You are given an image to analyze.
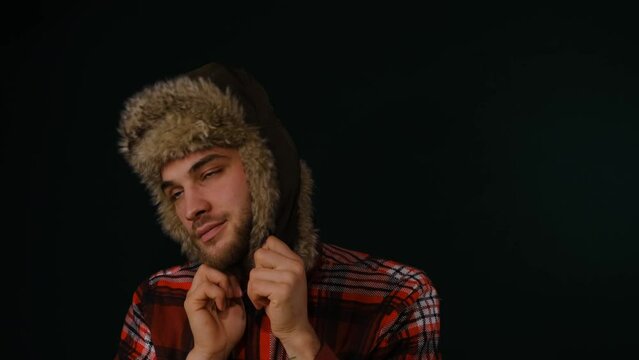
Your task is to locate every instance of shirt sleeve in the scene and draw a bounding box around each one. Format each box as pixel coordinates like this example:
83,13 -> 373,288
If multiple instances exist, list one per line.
374,273 -> 441,360
114,284 -> 158,360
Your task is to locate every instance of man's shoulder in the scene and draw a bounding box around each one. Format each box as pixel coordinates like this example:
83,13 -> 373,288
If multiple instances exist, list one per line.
319,243 -> 424,272
318,242 -> 371,266
129,262 -> 199,316
141,262 -> 200,290
315,242 -> 435,296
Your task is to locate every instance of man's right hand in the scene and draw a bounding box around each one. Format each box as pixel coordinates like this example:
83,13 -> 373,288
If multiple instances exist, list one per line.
185,264 -> 246,360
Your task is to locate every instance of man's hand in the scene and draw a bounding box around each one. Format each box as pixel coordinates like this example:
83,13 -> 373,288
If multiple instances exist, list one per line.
248,236 -> 321,359
185,265 -> 245,360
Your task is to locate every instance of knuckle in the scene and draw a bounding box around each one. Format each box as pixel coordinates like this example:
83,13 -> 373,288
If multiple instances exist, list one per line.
292,261 -> 304,274
283,271 -> 296,284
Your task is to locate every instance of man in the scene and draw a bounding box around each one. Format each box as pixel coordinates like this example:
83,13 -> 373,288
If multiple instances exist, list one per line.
115,62 -> 441,359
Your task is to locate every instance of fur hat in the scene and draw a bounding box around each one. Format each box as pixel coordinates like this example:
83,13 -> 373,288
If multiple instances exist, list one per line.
118,62 -> 318,270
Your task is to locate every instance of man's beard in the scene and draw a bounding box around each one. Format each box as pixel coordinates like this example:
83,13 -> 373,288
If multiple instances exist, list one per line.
193,207 -> 253,272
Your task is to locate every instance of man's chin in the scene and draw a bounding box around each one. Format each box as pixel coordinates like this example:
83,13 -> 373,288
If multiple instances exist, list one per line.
197,250 -> 238,271
196,239 -> 249,271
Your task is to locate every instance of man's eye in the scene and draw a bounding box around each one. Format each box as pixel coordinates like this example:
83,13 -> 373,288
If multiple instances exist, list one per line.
170,190 -> 183,201
202,169 -> 221,180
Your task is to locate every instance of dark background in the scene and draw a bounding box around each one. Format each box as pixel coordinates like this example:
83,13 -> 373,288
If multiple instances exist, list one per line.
3,2 -> 638,359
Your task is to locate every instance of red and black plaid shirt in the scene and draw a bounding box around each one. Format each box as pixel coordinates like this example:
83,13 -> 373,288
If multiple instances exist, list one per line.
115,242 -> 441,359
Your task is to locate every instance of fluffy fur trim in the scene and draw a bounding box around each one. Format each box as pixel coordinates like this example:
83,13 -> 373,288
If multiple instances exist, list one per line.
118,75 -> 318,270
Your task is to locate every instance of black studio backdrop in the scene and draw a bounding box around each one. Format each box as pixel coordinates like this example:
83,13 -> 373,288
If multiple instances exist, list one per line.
4,2 -> 638,359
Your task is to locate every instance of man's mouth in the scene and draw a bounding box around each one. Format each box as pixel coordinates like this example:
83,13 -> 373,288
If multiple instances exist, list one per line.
196,221 -> 227,243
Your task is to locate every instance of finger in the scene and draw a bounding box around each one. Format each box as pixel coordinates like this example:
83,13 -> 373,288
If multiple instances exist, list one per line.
192,264 -> 234,296
249,267 -> 297,285
246,269 -> 273,310
247,276 -> 290,307
185,281 -> 227,312
247,268 -> 297,311
249,277 -> 290,295
218,294 -> 246,322
253,246 -> 304,271
262,236 -> 300,261
246,280 -> 271,310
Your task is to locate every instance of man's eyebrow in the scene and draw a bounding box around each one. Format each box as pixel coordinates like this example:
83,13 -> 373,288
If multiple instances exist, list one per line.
189,154 -> 227,174
160,180 -> 175,192
160,154 -> 227,192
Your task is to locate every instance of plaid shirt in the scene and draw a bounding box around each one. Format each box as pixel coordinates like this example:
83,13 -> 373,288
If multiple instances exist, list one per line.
115,242 -> 441,359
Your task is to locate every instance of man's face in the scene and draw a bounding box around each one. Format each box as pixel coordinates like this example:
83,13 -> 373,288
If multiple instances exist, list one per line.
161,147 -> 252,270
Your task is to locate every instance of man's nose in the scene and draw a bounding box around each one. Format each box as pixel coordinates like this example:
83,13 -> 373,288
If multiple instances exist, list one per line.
184,187 -> 211,221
